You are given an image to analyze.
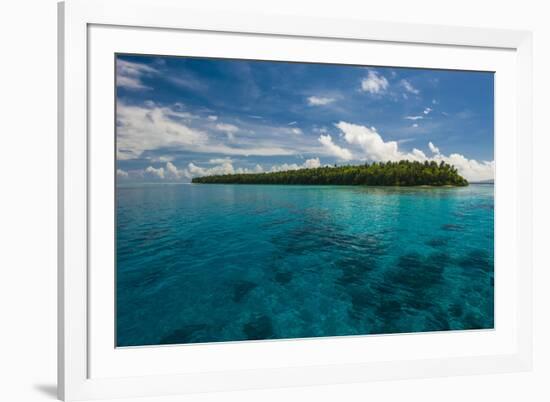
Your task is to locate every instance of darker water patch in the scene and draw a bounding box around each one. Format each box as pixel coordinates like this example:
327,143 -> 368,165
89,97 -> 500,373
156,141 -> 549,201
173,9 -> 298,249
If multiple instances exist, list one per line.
423,308 -> 451,332
271,216 -> 341,253
116,264 -> 168,291
276,225 -> 334,255
335,256 -> 377,287
159,324 -> 208,345
346,287 -> 377,321
331,248 -> 381,320
337,250 -> 452,324
243,315 -> 274,340
270,214 -> 388,259
120,235 -> 198,262
430,251 -> 451,267
449,302 -> 464,318
274,270 -> 293,284
259,216 -> 295,229
462,311 -> 492,329
376,299 -> 403,316
467,203 -> 494,211
232,280 -> 258,303
137,268 -> 165,288
131,227 -> 171,244
457,249 -> 493,274
441,223 -> 464,232
426,237 -> 449,248
392,252 -> 446,290
361,251 -> 450,327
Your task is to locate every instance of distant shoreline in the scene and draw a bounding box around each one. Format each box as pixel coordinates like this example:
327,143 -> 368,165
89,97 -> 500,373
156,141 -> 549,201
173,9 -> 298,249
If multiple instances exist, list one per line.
469,180 -> 495,185
190,183 -> 469,188
192,161 -> 469,187
116,182 -> 498,188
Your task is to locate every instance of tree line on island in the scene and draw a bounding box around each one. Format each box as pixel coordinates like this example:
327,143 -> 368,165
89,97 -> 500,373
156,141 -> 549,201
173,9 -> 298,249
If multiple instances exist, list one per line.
192,160 -> 469,186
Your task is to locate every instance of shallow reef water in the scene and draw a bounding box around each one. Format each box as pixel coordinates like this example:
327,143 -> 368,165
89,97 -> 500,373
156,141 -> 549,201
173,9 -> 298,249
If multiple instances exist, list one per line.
116,183 -> 494,346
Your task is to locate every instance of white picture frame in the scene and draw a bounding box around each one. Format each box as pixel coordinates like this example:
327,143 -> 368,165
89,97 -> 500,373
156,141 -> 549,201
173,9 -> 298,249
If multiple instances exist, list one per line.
58,0 -> 533,400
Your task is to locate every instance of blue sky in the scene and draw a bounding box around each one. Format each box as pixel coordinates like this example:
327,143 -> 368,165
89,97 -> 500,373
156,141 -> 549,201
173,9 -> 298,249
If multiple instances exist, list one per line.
116,54 -> 494,182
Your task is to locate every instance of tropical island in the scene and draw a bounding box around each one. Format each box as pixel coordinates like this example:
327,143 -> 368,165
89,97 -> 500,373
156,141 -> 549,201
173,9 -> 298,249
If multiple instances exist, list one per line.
192,160 -> 469,186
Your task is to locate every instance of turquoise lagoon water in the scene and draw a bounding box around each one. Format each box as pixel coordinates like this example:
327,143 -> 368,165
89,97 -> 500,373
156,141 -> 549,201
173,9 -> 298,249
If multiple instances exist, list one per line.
116,184 -> 494,346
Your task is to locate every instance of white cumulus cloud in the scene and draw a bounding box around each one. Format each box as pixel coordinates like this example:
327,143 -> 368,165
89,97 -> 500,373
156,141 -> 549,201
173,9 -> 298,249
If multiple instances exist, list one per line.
303,158 -> 321,169
117,102 -> 208,160
336,122 -> 402,162
187,161 -> 235,177
189,158 -> 322,176
215,123 -> 239,140
318,134 -> 353,160
400,79 -> 419,95
334,121 -> 494,181
143,162 -> 188,180
145,165 -> 165,179
307,96 -> 336,106
441,153 -> 494,182
360,71 -> 389,94
187,161 -> 264,177
216,123 -> 238,132
270,158 -> 321,172
116,59 -> 158,90
121,96 -> 328,160
237,164 -> 265,174
165,161 -> 187,179
209,157 -> 233,164
117,101 -> 297,160
429,141 -> 440,154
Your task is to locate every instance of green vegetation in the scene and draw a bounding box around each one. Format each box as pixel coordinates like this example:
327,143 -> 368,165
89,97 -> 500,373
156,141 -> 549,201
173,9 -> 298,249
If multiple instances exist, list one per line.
192,160 -> 468,186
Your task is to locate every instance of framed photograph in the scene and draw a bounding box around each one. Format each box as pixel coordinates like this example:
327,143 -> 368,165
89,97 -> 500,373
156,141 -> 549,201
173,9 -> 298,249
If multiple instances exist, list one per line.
58,0 -> 533,400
